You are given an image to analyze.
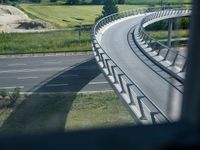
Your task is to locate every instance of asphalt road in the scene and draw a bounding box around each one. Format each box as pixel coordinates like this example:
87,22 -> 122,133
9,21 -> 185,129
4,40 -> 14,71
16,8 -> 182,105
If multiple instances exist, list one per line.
100,15 -> 183,121
0,54 -> 112,93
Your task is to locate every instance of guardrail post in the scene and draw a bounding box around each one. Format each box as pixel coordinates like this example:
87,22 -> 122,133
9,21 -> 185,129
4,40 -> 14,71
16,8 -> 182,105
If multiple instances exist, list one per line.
137,96 -> 147,120
163,48 -> 170,60
180,60 -> 187,72
95,47 -> 100,58
170,51 -> 179,66
156,47 -> 162,56
118,74 -> 125,93
105,59 -> 111,76
151,41 -> 157,52
126,84 -> 135,105
168,18 -> 173,48
147,39 -> 152,48
100,53 -> 106,68
111,66 -> 118,84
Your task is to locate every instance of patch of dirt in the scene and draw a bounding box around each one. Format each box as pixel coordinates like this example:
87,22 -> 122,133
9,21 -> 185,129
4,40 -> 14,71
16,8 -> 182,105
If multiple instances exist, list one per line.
17,20 -> 52,30
0,5 -> 53,33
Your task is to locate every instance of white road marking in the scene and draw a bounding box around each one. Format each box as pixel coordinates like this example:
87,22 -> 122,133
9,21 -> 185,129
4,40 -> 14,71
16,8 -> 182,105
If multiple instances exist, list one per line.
17,76 -> 39,80
0,86 -> 24,90
46,84 -> 69,87
8,63 -> 27,66
0,67 -> 67,74
44,61 -> 62,64
59,74 -> 79,77
0,66 -> 98,74
45,81 -> 108,87
88,81 -> 108,85
19,90 -> 113,95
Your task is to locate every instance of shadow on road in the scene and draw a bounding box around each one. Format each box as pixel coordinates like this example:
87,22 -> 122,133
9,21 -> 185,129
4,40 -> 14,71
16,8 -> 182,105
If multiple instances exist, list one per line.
0,58 -> 101,135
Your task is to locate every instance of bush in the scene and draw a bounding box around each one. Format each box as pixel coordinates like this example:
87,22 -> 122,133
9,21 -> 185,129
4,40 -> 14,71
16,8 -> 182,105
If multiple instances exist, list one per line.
30,0 -> 41,3
95,15 -> 103,23
146,17 -> 190,31
66,0 -> 79,5
7,88 -> 20,107
49,0 -> 58,2
0,90 -> 8,99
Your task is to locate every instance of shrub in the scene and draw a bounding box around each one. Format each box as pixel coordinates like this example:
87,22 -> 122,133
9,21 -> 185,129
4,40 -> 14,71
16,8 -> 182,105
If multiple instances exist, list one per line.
146,17 -> 190,31
0,90 -> 8,99
49,0 -> 58,2
7,88 -> 20,107
95,15 -> 103,23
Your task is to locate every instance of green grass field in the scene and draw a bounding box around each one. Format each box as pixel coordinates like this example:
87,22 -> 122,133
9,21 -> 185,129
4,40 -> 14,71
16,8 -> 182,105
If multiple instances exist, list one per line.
147,29 -> 189,39
0,4 -> 190,54
124,0 -> 191,4
0,92 -> 133,135
20,4 -> 146,28
40,0 -> 191,5
0,4 -> 148,54
0,29 -> 91,54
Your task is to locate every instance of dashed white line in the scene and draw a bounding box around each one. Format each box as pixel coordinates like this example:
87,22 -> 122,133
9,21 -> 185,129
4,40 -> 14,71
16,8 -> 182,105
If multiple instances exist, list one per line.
88,81 -> 108,85
45,81 -> 108,87
46,84 -> 69,87
8,63 -> 27,66
44,61 -> 62,64
59,74 -> 79,77
0,67 -> 67,74
0,86 -> 24,90
17,76 -> 39,80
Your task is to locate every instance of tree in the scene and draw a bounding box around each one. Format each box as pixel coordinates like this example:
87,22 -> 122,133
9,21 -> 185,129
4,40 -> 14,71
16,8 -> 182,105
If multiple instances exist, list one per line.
66,0 -> 79,5
30,0 -> 42,3
117,0 -> 125,4
50,0 -> 58,2
102,0 -> 118,17
1,0 -> 8,4
91,0 -> 102,5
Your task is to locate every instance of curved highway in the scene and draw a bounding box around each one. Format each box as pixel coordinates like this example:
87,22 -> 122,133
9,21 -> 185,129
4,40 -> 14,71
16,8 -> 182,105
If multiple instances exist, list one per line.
92,7 -> 191,123
100,15 -> 182,121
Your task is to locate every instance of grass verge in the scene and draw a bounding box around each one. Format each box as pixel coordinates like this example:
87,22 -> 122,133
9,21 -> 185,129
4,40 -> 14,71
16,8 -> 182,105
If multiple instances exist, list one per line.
0,92 -> 133,135
65,92 -> 134,130
0,29 -> 91,54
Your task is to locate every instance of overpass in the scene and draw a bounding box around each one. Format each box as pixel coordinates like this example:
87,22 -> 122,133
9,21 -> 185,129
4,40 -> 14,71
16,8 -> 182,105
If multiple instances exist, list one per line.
92,6 -> 191,124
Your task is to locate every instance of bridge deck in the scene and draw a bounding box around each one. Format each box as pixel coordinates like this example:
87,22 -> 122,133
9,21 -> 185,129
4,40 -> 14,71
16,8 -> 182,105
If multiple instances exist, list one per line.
100,15 -> 182,121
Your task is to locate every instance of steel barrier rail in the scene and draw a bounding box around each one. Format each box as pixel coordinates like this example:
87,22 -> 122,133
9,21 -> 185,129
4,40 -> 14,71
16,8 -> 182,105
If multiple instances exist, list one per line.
91,6 -> 187,124
134,7 -> 191,83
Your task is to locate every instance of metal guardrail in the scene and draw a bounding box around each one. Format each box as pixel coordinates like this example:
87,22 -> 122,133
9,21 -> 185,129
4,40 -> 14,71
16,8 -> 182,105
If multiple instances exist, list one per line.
134,7 -> 191,83
91,7 -> 185,124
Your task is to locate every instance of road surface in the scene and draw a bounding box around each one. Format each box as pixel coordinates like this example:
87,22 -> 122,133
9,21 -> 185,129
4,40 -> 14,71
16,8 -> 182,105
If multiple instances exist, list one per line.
0,54 -> 112,93
100,15 -> 183,120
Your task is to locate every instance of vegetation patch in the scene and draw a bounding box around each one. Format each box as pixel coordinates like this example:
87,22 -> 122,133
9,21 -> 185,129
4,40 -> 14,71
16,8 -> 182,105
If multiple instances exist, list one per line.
19,4 -> 145,28
0,88 -> 20,109
0,92 -> 133,135
0,29 -> 91,54
65,92 -> 134,130
147,29 -> 189,40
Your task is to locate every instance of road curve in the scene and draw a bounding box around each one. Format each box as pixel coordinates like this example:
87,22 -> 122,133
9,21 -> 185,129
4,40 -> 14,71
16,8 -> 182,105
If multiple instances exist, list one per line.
99,15 -> 183,121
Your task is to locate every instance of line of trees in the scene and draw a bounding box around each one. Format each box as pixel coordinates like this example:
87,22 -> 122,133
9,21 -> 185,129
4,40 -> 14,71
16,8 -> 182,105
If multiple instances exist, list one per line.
91,0 -> 125,5
1,0 -> 125,4
65,0 -> 125,5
